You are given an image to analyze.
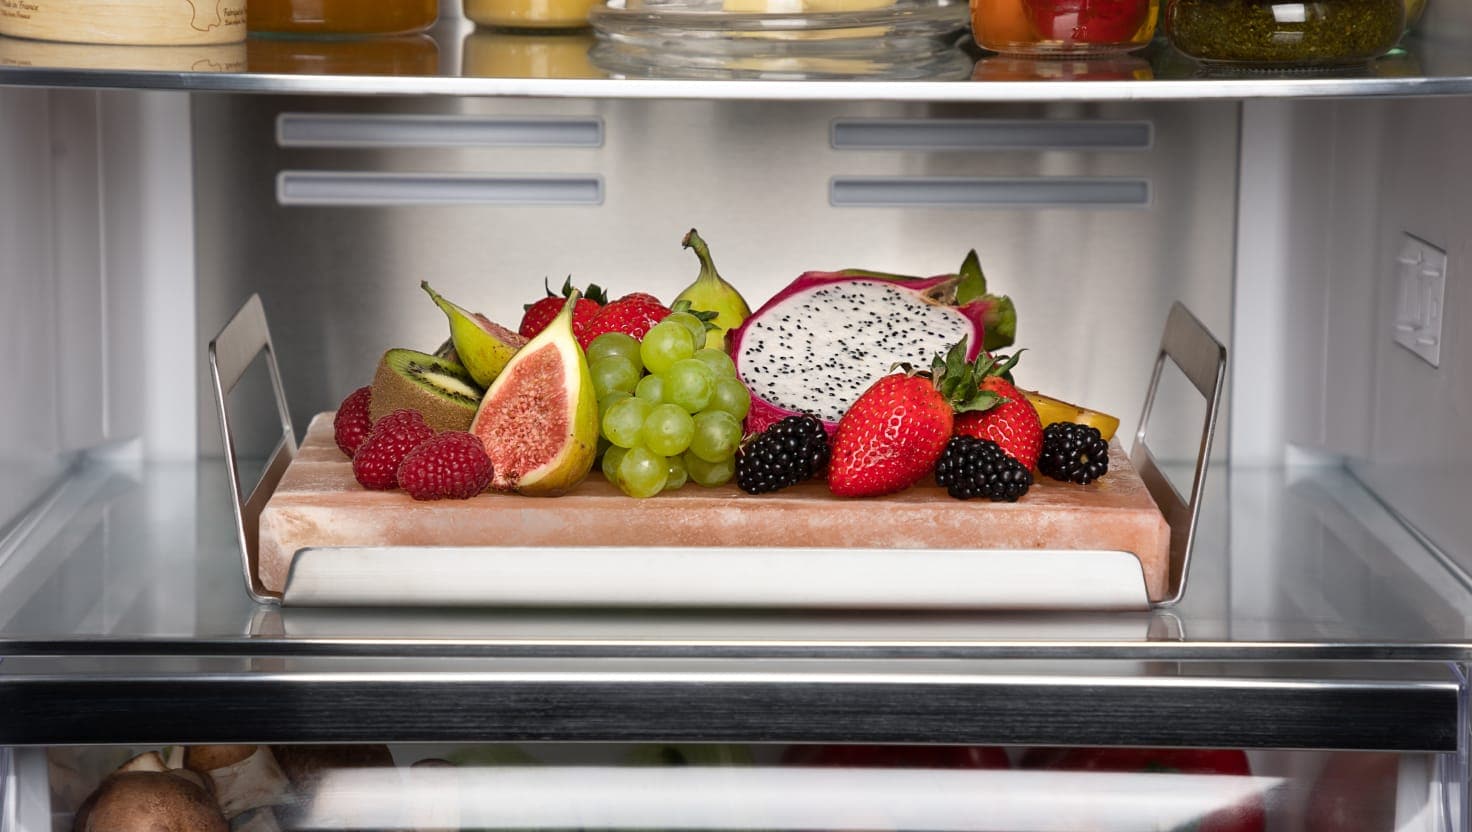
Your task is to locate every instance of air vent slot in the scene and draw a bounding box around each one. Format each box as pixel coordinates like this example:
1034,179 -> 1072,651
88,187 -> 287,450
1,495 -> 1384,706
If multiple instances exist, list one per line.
831,119 -> 1153,152
830,177 -> 1150,208
276,172 -> 604,206
276,114 -> 604,148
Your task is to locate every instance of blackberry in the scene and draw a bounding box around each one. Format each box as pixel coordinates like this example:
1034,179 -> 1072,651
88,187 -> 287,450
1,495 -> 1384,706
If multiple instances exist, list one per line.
1038,421 -> 1110,485
934,436 -> 1033,502
735,415 -> 830,494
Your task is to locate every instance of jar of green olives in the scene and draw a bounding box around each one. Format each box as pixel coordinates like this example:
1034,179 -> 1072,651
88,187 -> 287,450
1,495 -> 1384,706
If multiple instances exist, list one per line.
1164,0 -> 1405,66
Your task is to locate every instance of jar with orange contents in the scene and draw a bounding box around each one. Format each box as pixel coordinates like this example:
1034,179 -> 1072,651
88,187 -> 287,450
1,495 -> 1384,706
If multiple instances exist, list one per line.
972,0 -> 1157,55
248,0 -> 439,36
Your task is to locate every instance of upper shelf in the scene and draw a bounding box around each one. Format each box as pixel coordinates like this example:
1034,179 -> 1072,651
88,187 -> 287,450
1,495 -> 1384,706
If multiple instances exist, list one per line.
0,21 -> 1469,102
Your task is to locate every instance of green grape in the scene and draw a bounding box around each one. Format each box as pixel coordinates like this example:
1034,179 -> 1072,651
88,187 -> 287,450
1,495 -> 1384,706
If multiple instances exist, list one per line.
603,397 -> 653,449
635,373 -> 667,403
618,447 -> 668,498
684,451 -> 735,487
601,445 -> 628,483
690,410 -> 742,463
708,377 -> 751,420
665,311 -> 709,349
640,320 -> 695,375
664,454 -> 688,491
642,403 -> 695,457
591,355 -> 641,397
666,358 -> 714,413
599,391 -> 631,416
586,332 -> 642,368
692,348 -> 736,378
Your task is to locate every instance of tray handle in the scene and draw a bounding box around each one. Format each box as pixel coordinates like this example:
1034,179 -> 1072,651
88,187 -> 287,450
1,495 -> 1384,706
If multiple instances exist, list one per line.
209,294 -> 293,605
1131,302 -> 1227,608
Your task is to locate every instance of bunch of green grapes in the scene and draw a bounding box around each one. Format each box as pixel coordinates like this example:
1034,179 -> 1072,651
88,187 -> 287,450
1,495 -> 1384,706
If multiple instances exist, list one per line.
586,313 -> 750,498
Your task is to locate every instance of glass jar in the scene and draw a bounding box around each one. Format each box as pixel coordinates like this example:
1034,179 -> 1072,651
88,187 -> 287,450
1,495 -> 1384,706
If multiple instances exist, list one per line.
1164,0 -> 1404,66
972,0 -> 1158,55
248,0 -> 439,36
465,0 -> 602,30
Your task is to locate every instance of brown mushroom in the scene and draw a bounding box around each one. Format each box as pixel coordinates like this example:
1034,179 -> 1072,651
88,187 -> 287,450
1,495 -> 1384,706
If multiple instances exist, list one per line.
182,746 -> 291,819
72,771 -> 227,832
183,745 -> 257,773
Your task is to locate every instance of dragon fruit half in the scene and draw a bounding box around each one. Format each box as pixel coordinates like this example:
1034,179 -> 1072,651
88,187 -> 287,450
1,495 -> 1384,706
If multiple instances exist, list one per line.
731,259 -> 1015,435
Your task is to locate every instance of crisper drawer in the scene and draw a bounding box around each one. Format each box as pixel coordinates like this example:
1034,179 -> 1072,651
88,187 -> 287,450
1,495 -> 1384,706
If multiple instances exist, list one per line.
2,741 -> 1456,832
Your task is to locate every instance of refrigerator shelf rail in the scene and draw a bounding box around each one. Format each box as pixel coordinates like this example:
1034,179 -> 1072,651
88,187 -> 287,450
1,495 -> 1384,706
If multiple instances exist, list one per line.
1,56 -> 1472,102
208,296 -> 1225,611
0,661 -> 1460,750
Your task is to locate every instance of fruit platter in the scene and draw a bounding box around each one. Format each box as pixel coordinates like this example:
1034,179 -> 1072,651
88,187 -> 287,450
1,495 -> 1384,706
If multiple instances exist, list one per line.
211,231 -> 1225,610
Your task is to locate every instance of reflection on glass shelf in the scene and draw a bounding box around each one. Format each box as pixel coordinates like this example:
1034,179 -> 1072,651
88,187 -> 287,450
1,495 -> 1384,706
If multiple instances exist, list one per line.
973,53 -> 1152,82
463,29 -> 604,79
22,744 -> 1435,832
1,456 -> 1472,657
246,34 -> 440,75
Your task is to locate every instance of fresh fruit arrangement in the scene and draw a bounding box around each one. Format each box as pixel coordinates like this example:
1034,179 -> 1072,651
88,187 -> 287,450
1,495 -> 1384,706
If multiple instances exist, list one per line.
328,229 -> 1122,503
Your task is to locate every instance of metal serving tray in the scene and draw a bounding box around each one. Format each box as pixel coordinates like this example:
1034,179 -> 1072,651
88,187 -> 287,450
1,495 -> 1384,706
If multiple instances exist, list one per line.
210,297 -> 1224,610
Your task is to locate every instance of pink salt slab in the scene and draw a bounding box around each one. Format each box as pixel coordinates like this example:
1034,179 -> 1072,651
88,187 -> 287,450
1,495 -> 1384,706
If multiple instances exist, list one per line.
257,413 -> 1172,603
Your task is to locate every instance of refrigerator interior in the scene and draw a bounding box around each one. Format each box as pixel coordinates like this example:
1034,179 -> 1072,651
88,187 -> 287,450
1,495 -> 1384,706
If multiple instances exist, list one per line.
3,6 -> 1472,829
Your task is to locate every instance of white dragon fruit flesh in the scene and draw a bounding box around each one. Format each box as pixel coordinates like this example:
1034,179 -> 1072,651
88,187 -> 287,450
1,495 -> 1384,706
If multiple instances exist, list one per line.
730,268 -> 1012,435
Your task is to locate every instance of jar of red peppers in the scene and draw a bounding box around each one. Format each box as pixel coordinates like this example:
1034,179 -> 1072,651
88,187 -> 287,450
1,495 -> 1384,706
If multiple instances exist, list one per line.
972,0 -> 1158,55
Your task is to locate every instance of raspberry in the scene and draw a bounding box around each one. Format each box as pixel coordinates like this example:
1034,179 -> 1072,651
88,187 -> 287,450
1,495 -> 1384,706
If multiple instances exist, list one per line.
333,386 -> 374,458
396,432 -> 495,501
352,410 -> 435,490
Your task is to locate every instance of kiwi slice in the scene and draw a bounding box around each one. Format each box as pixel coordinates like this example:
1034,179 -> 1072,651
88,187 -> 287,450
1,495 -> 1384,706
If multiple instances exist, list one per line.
369,349 -> 484,432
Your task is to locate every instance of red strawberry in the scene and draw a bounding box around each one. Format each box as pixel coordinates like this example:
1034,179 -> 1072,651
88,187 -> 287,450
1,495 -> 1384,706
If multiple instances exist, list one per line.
396,431 -> 495,500
828,340 -> 994,498
578,294 -> 671,348
519,277 -> 607,341
616,291 -> 663,305
952,354 -> 1043,469
352,409 -> 435,490
333,386 -> 374,458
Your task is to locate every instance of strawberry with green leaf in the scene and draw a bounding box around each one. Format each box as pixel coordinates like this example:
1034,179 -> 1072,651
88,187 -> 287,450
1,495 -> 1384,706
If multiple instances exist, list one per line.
827,338 -> 994,498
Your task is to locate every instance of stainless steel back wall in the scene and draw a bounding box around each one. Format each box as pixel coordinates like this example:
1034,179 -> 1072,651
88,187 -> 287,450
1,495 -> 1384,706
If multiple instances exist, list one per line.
192,95 -> 1238,460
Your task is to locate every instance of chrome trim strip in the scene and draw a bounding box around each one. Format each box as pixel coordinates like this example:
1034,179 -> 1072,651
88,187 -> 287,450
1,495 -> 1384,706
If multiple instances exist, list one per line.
2,70 -> 1471,102
0,672 -> 1457,750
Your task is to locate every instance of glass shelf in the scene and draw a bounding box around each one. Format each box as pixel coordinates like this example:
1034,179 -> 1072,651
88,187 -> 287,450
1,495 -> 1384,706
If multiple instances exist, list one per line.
0,21 -> 1467,100
2,457 -> 1471,659
2,457 -> 1469,747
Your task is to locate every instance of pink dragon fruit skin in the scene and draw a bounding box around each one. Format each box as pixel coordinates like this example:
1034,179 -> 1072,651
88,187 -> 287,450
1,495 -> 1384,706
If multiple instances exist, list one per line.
730,269 -> 999,436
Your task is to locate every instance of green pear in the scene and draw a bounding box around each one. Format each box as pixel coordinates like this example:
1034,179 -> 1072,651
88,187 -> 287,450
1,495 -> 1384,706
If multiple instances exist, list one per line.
421,281 -> 526,387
